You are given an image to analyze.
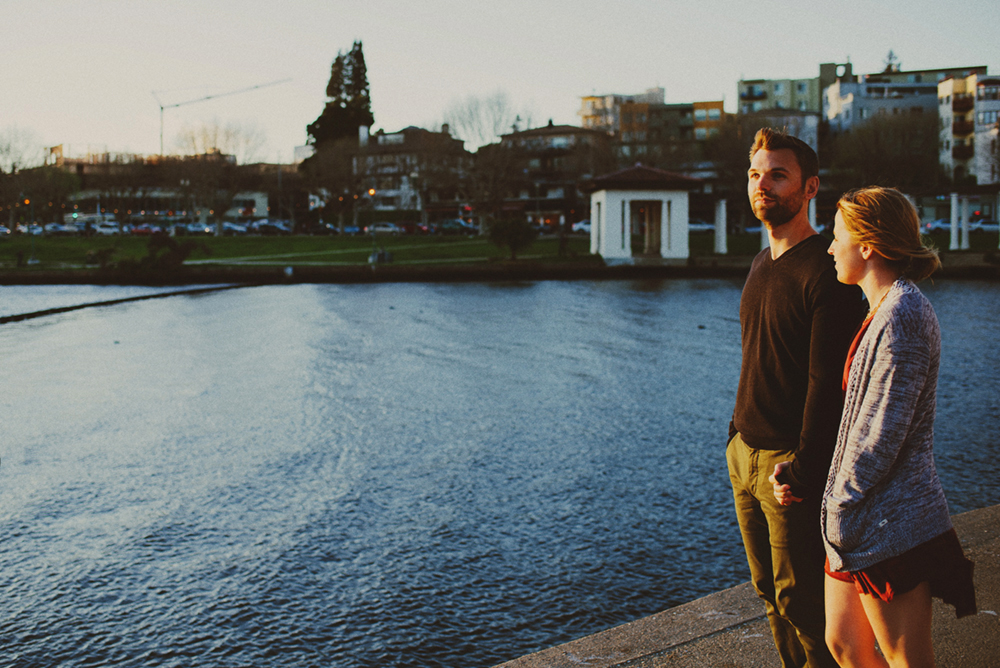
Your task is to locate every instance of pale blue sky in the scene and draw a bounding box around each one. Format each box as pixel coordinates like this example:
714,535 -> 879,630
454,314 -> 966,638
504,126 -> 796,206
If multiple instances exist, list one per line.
3,0 -> 997,162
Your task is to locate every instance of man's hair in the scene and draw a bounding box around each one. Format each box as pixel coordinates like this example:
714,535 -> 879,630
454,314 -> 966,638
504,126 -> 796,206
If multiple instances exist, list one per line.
837,186 -> 940,282
749,128 -> 818,181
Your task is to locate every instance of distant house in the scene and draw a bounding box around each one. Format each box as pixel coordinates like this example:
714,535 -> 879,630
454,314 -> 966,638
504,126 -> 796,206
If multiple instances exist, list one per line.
939,72 -> 1000,184
354,125 -> 471,224
498,121 -> 614,229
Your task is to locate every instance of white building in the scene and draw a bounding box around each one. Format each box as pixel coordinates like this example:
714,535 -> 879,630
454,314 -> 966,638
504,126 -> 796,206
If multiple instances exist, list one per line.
586,165 -> 703,263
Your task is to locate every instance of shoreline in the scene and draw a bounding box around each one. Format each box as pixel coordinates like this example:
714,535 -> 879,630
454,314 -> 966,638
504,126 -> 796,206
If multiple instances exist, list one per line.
1,251 -> 997,286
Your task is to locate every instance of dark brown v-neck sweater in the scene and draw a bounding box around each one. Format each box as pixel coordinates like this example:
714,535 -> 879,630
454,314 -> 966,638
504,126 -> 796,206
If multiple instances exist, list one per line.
730,235 -> 866,498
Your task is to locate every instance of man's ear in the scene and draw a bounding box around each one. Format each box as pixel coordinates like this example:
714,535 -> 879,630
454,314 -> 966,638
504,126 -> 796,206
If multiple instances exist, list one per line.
804,175 -> 820,200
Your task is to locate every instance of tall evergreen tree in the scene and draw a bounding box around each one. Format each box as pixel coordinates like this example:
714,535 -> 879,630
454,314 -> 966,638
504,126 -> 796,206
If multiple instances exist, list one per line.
306,41 -> 374,148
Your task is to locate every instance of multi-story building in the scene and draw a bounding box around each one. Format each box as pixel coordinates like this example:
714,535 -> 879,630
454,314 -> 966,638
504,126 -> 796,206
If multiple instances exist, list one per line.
617,100 -> 726,168
579,87 -> 665,134
738,62 -> 851,114
975,77 -> 1000,185
828,66 -> 987,135
354,124 -> 471,223
498,121 -> 613,228
939,73 -> 1000,184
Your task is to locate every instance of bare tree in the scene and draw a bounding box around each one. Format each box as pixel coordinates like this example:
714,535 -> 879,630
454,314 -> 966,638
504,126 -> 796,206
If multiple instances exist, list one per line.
443,91 -> 534,150
0,126 -> 46,230
175,118 -> 267,164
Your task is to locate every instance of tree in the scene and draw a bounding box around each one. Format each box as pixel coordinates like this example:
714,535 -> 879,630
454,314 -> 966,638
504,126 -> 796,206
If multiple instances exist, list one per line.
443,91 -> 533,150
176,119 -> 266,165
486,217 -> 537,260
306,41 -> 374,149
302,41 -> 375,229
828,112 -> 943,194
0,126 -> 45,230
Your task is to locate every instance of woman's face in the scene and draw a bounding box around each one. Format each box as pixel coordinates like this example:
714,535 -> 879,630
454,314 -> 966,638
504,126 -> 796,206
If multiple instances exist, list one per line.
828,210 -> 866,285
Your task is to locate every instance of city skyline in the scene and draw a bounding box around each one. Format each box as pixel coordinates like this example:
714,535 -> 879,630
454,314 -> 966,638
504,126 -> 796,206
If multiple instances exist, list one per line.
3,0 -> 999,163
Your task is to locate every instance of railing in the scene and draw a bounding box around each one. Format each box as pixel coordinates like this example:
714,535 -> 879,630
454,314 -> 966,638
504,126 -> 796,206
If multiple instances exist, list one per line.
953,96 -> 975,113
953,120 -> 975,135
953,144 -> 974,160
739,90 -> 767,101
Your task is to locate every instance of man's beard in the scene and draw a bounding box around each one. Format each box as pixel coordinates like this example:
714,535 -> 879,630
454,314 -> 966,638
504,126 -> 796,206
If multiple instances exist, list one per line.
752,189 -> 805,229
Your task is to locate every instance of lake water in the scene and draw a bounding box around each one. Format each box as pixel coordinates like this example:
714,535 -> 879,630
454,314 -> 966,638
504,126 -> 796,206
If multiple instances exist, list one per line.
1,279 -> 998,667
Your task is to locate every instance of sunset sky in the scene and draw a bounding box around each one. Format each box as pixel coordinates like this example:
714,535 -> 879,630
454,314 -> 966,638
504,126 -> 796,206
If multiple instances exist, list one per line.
4,0 -> 998,162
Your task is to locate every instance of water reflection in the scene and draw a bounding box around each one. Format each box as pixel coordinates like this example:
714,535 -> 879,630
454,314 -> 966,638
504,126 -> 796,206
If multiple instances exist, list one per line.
0,280 -> 996,667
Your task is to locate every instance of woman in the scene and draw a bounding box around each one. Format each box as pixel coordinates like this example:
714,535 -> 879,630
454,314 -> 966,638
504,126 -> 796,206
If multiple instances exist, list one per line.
773,186 -> 976,667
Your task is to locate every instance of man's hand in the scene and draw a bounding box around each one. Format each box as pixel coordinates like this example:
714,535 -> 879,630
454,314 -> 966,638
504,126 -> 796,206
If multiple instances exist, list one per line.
769,461 -> 804,506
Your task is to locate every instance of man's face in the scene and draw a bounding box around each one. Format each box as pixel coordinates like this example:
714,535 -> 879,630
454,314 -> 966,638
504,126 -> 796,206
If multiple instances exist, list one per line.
747,148 -> 808,228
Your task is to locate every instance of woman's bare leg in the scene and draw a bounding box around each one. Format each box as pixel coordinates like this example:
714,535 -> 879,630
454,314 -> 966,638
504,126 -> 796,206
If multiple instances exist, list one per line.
859,581 -> 934,668
825,574 -> 888,667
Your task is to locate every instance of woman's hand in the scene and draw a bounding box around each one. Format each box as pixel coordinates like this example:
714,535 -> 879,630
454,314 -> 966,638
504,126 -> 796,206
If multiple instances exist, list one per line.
769,461 -> 804,506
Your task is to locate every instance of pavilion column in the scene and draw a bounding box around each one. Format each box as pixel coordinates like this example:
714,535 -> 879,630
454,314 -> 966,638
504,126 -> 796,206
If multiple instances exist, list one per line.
714,199 -> 727,255
950,193 -> 960,250
961,196 -> 971,250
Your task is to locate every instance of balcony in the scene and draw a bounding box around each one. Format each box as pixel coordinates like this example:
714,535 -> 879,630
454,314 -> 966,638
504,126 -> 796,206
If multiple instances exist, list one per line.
953,95 -> 974,113
953,120 -> 975,135
740,90 -> 767,101
952,144 -> 974,160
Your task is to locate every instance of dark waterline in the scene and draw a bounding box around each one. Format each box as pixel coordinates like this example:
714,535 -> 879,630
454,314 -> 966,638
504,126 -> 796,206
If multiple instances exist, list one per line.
1,280 -> 997,667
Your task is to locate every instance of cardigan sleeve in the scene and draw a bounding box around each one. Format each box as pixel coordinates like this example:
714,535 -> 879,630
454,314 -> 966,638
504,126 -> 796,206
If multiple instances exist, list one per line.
824,314 -> 934,549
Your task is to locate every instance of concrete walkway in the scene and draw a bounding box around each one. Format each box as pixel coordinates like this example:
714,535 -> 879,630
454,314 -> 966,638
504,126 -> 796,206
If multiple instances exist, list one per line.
495,504 -> 1000,668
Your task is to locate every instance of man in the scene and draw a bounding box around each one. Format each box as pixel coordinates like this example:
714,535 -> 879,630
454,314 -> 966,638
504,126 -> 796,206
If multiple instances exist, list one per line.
727,128 -> 865,668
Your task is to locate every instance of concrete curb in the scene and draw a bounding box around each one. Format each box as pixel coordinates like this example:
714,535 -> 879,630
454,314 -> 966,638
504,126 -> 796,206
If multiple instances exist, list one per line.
494,504 -> 1000,668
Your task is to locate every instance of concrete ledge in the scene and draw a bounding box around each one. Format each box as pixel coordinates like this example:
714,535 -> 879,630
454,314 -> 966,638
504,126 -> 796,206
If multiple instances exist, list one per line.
495,504 -> 1000,668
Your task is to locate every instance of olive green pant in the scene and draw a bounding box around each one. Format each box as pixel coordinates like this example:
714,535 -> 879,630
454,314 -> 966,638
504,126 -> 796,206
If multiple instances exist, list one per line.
727,433 -> 837,668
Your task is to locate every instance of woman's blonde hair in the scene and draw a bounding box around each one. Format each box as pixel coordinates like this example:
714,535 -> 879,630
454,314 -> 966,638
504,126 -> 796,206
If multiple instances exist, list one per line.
836,186 -> 941,282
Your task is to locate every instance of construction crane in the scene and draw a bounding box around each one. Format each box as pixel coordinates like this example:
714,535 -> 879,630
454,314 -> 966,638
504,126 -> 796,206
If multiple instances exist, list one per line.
152,78 -> 292,156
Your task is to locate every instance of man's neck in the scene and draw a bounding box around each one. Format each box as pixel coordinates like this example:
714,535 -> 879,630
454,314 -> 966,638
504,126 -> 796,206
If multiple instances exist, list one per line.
766,215 -> 817,260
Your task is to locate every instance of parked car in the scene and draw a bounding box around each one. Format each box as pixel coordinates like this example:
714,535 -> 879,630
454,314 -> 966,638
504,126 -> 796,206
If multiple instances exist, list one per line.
94,222 -> 120,235
688,219 -> 715,232
971,219 -> 999,233
436,219 -> 476,235
924,218 -> 951,232
396,221 -> 422,235
255,220 -> 292,235
44,222 -> 76,236
571,219 -> 591,234
306,222 -> 338,236
131,223 -> 162,235
342,225 -> 362,235
185,222 -> 214,235
222,222 -> 248,236
365,222 -> 401,235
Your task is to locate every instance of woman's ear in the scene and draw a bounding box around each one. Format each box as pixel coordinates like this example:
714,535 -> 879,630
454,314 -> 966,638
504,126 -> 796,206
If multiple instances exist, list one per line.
860,246 -> 875,260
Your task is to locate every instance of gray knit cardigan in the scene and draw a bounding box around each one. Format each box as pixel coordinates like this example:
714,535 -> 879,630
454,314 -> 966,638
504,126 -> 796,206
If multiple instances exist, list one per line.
822,278 -> 953,572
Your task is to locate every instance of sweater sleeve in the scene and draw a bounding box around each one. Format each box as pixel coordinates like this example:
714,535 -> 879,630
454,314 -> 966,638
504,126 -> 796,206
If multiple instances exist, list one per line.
825,317 -> 934,549
781,272 -> 863,498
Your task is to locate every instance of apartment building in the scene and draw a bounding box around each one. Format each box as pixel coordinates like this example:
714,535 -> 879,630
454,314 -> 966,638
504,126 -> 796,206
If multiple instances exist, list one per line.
939,73 -> 1000,184
738,62 -> 850,114
579,87 -> 665,134
354,125 -> 471,221
617,100 -> 726,167
498,121 -> 613,227
827,65 -> 987,135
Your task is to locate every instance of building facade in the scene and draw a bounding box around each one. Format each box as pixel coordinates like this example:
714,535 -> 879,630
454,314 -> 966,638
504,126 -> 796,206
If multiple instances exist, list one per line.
498,122 -> 613,228
738,63 -> 850,114
354,125 -> 471,223
939,73 -> 1000,184
579,87 -> 665,134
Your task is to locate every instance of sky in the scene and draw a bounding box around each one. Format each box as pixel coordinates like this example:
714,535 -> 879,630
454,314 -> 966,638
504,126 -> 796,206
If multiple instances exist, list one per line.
3,0 -> 999,164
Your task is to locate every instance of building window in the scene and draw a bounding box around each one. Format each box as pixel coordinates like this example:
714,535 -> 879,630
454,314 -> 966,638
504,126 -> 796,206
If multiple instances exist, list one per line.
708,108 -> 721,120
798,100 -> 807,111
797,82 -> 808,94
774,83 -> 785,94
695,127 -> 707,139
694,109 -> 707,121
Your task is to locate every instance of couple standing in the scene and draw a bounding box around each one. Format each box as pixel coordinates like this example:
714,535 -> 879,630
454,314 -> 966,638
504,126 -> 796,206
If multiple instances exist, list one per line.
727,129 -> 976,667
